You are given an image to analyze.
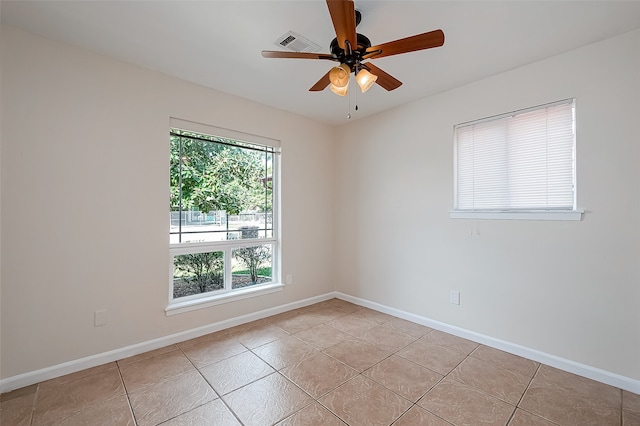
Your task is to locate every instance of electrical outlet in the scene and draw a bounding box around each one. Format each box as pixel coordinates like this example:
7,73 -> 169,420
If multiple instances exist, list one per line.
286,274 -> 293,285
449,291 -> 461,305
94,310 -> 107,326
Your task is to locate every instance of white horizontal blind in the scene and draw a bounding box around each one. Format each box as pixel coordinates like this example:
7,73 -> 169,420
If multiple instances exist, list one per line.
455,99 -> 575,211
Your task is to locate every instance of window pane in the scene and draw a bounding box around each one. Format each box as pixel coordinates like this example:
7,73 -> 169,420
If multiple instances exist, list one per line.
232,244 -> 273,289
173,251 -> 224,299
170,131 -> 274,244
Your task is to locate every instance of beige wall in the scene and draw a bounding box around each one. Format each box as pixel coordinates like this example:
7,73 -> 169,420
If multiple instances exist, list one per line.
2,22 -> 639,386
334,29 -> 640,381
0,26 -> 335,379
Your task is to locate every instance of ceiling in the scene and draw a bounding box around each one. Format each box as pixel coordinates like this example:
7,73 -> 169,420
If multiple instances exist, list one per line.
2,1 -> 640,126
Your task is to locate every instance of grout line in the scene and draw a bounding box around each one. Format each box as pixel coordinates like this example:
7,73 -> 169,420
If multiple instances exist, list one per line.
28,384 -> 38,426
518,362 -> 542,408
619,388 -> 623,426
115,361 -> 138,426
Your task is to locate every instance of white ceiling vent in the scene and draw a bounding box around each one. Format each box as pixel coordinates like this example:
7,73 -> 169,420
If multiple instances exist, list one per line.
274,31 -> 322,53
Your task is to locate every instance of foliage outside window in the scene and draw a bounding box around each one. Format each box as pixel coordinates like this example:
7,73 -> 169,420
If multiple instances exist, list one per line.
170,122 -> 279,305
452,99 -> 580,220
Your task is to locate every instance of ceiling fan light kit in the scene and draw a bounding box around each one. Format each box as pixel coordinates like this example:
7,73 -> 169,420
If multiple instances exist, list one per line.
261,0 -> 445,97
328,63 -> 376,95
355,68 -> 377,93
329,64 -> 350,87
330,83 -> 349,96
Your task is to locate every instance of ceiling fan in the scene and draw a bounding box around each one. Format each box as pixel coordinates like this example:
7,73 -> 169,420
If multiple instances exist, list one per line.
261,0 -> 445,96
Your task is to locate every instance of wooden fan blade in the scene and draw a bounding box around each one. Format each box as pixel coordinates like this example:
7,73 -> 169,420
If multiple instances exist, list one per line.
309,71 -> 332,92
363,29 -> 444,60
326,0 -> 357,51
262,50 -> 336,60
362,63 -> 402,91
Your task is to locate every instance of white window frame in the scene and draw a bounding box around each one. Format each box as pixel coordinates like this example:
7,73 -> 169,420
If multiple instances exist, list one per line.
166,118 -> 282,315
450,99 -> 583,221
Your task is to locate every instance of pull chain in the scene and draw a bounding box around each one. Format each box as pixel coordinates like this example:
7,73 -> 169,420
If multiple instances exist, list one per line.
347,78 -> 352,119
355,87 -> 358,111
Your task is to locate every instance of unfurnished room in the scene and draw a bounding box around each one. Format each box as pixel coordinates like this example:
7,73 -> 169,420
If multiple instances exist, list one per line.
1,1 -> 639,425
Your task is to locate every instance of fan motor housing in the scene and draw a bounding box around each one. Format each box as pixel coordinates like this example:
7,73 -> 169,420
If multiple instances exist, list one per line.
330,33 -> 372,69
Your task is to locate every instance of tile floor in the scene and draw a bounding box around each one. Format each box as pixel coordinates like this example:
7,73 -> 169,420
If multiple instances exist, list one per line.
1,298 -> 639,425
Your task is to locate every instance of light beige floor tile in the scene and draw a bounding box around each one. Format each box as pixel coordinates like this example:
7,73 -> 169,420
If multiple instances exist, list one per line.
118,345 -> 180,366
178,329 -> 245,348
307,304 -> 351,323
180,333 -> 247,368
508,409 -> 559,425
530,365 -> 621,407
288,305 -> 319,315
231,323 -> 291,349
396,339 -> 467,375
271,311 -> 326,334
252,335 -> 318,370
449,356 -> 531,404
422,330 -> 479,355
39,362 -> 119,389
281,352 -> 357,398
355,325 -> 416,352
276,402 -> 346,425
319,375 -> 412,426
199,350 -> 275,395
382,318 -> 433,338
471,346 -> 539,378
0,392 -> 35,426
324,298 -> 361,313
393,405 -> 453,425
128,370 -> 216,426
364,355 -> 443,402
222,373 -> 312,426
624,394 -> 640,426
309,300 -> 341,311
293,324 -> 354,350
159,399 -> 241,425
518,365 -> 621,426
118,350 -> 195,392
52,394 -> 134,426
623,409 -> 640,425
32,369 -> 125,426
351,308 -> 394,325
519,381 -> 621,425
0,384 -> 38,403
418,377 -> 515,426
323,339 -> 392,372
326,314 -> 378,336
215,320 -> 267,338
623,390 -> 640,414
267,310 -> 300,323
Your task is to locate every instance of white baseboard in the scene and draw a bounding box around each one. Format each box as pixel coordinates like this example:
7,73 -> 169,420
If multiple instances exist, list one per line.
0,292 -> 336,393
336,292 -> 640,394
2,291 -> 638,395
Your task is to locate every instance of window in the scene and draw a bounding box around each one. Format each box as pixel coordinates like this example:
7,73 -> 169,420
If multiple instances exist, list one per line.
451,99 -> 582,220
168,119 -> 280,313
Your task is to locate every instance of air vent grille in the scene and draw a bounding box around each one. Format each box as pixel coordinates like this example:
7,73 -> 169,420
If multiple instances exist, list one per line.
274,31 -> 322,53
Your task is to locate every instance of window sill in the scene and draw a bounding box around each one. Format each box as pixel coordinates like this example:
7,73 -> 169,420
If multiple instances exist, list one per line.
165,282 -> 285,316
449,210 -> 583,221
